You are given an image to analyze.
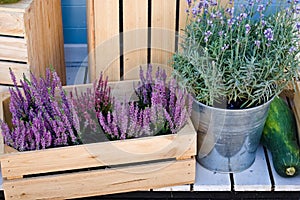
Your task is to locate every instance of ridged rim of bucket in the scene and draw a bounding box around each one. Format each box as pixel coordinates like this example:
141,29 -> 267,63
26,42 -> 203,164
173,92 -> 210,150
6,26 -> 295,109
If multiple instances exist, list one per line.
192,96 -> 275,113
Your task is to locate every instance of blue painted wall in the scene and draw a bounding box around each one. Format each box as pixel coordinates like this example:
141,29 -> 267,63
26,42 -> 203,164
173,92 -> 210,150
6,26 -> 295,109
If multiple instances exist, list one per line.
61,0 -> 87,44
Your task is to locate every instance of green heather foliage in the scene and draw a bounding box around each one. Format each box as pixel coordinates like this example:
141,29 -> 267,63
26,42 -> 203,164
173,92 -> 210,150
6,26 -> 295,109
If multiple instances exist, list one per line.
173,0 -> 300,108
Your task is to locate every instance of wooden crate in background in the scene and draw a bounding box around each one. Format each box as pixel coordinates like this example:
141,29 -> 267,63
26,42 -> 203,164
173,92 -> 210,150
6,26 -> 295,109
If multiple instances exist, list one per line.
0,0 -> 66,86
87,0 -> 189,81
0,82 -> 196,200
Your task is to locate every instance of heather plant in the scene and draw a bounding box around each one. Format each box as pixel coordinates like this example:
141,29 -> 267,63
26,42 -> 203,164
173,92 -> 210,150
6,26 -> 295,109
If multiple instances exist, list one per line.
95,65 -> 192,140
0,69 -> 81,151
69,87 -> 103,143
173,0 -> 300,108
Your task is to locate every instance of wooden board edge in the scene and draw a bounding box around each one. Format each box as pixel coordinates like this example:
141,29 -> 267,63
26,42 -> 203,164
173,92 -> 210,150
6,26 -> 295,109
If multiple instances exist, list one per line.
3,158 -> 195,200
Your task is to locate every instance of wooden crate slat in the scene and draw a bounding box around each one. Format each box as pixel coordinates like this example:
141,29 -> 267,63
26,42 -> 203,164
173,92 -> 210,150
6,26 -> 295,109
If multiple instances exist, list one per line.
23,0 -> 66,85
0,119 -> 195,179
0,11 -> 24,36
266,151 -> 300,191
87,0 -> 95,82
151,0 -> 176,67
0,61 -> 29,85
0,0 -> 31,12
193,162 -> 231,191
233,145 -> 272,191
0,37 -> 28,62
178,0 -> 188,51
91,0 -> 120,82
153,184 -> 191,191
3,158 -> 195,200
123,0 -> 148,80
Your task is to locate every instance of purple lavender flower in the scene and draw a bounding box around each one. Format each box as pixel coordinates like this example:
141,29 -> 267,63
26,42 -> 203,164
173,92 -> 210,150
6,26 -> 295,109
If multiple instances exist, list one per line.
248,0 -> 254,6
204,30 -> 212,42
289,46 -> 297,53
227,18 -> 236,27
296,22 -> 300,31
239,13 -> 248,21
261,20 -> 266,27
226,7 -> 234,16
186,0 -> 192,7
221,44 -> 229,51
257,4 -> 265,12
264,28 -> 274,41
254,40 -> 261,48
245,24 -> 251,34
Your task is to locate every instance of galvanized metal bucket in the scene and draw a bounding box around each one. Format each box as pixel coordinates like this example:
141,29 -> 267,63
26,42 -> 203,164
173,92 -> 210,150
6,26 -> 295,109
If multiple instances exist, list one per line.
191,98 -> 273,173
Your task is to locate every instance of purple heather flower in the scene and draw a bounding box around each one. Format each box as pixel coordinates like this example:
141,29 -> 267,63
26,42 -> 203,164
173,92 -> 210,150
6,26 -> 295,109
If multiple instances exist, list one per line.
1,69 -> 81,151
254,40 -> 261,48
264,28 -> 274,41
245,24 -> 251,34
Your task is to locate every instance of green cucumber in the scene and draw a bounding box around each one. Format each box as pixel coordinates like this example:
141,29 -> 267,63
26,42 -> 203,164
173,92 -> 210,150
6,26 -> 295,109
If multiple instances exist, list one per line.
0,0 -> 20,4
261,96 -> 300,177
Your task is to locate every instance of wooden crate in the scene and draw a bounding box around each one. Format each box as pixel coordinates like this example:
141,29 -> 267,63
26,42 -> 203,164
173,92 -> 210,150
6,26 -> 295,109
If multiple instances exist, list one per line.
86,0 -> 188,81
86,0 -> 230,82
0,81 -> 196,200
0,0 -> 66,86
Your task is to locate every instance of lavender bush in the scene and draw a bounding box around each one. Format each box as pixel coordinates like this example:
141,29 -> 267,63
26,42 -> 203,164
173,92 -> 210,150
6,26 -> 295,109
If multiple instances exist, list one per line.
96,66 -> 192,140
173,0 -> 300,108
0,69 -> 81,151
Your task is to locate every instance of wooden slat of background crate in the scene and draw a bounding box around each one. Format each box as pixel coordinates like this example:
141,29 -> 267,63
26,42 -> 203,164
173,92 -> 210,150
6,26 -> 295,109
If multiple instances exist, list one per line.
178,0 -> 188,51
123,0 -> 148,80
3,158 -> 195,200
0,62 -> 29,85
0,37 -> 27,62
0,11 -> 25,36
89,0 -> 120,81
0,0 -> 31,12
24,0 -> 66,84
150,0 -> 176,67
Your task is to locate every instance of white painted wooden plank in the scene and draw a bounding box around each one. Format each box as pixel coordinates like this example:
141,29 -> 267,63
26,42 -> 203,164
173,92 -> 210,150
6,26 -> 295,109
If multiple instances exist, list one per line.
154,185 -> 191,191
193,161 -> 231,191
233,145 -> 272,191
267,151 -> 300,191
